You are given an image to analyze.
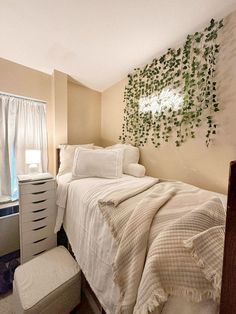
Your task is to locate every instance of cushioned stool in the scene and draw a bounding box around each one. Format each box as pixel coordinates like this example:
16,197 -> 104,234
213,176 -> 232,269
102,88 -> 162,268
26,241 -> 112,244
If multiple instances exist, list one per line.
13,246 -> 81,314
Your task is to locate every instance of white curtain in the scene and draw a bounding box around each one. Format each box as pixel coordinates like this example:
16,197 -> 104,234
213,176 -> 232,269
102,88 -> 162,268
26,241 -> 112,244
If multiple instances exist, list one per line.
0,95 -> 48,202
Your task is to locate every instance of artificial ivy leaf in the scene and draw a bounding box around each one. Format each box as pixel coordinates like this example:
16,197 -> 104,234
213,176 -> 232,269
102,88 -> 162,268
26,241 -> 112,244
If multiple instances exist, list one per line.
121,17 -> 222,149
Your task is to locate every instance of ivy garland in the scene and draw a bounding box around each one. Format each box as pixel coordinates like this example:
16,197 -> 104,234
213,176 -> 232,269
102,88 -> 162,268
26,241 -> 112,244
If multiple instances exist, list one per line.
120,18 -> 224,148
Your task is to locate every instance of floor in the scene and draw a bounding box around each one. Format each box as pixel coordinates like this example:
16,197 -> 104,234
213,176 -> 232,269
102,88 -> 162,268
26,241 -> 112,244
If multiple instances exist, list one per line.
75,294 -> 95,314
0,291 -> 94,314
0,292 -> 14,314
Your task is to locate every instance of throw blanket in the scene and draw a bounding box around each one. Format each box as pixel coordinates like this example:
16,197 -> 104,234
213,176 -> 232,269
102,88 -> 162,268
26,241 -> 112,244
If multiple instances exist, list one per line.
54,174 -> 72,233
98,181 -> 226,314
54,174 -> 159,233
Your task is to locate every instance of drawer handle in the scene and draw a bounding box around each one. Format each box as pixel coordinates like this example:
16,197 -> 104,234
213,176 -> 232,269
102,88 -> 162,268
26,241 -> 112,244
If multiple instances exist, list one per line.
33,225 -> 46,231
33,217 -> 46,222
34,250 -> 46,256
32,182 -> 46,186
33,208 -> 47,213
32,191 -> 46,195
32,200 -> 46,204
33,237 -> 47,244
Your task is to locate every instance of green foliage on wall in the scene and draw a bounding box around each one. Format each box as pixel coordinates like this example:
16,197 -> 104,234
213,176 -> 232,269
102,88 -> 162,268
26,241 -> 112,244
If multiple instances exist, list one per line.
120,19 -> 224,148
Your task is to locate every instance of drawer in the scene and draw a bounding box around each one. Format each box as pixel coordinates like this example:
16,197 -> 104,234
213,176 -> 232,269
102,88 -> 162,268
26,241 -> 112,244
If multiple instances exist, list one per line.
19,180 -> 55,195
21,235 -> 57,264
21,223 -> 55,245
20,198 -> 56,215
20,190 -> 55,205
21,214 -> 56,232
21,205 -> 56,223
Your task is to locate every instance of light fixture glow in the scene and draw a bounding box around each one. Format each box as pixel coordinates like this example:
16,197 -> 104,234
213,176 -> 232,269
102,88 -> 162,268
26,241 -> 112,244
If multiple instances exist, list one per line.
25,149 -> 41,174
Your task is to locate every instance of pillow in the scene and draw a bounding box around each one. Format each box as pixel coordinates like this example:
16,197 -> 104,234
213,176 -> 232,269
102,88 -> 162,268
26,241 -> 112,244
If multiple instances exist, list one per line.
106,144 -> 139,173
93,145 -> 104,150
58,144 -> 93,175
184,225 -> 225,300
72,148 -> 123,179
125,163 -> 146,177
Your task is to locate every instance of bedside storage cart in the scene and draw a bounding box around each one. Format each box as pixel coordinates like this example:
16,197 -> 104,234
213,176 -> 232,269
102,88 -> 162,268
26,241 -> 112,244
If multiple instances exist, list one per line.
18,177 -> 57,264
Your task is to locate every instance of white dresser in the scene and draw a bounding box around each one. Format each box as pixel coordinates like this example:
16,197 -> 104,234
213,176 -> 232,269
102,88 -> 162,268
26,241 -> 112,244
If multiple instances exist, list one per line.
18,178 -> 57,264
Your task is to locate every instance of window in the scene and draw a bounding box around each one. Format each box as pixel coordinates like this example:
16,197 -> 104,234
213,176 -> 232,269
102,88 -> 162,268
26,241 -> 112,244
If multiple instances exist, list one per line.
0,94 -> 48,203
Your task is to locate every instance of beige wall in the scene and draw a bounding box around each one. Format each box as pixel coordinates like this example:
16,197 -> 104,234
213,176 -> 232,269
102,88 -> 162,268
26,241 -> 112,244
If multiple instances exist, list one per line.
0,59 -> 102,173
101,11 -> 236,194
0,58 -> 54,172
52,70 -> 68,148
68,81 -> 101,145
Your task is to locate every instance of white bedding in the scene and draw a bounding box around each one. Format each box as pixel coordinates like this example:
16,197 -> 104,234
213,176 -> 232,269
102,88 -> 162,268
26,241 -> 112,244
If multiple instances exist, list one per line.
57,174 -> 226,314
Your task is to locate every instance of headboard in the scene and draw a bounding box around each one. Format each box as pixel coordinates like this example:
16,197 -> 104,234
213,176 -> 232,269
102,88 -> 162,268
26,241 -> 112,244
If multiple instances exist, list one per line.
56,148 -> 60,173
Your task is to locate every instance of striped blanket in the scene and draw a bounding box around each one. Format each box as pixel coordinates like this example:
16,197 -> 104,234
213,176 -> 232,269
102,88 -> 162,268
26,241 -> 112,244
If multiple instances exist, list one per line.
99,180 -> 225,314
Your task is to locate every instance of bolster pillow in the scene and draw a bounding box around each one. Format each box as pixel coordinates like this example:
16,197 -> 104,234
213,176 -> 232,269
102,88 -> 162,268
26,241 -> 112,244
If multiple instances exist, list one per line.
125,163 -> 146,178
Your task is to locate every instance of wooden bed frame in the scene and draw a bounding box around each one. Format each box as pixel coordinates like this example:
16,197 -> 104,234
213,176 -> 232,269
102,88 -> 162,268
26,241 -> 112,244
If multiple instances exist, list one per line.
219,160 -> 236,313
56,148 -> 236,314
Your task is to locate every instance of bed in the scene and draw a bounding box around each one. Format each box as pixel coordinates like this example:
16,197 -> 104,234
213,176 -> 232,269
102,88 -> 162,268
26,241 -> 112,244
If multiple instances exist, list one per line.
55,147 -> 236,314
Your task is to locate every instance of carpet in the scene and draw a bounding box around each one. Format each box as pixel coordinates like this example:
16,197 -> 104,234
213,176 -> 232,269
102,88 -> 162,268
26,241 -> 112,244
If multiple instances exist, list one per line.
0,292 -> 14,314
0,292 -> 95,314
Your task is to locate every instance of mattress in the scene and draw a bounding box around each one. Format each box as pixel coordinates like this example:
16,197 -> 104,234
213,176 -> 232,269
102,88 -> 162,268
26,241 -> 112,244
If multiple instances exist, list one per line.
58,173 -> 226,314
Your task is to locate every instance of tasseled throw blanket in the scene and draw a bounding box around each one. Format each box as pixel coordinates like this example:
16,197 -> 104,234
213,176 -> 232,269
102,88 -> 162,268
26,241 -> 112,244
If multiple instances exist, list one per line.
98,181 -> 225,314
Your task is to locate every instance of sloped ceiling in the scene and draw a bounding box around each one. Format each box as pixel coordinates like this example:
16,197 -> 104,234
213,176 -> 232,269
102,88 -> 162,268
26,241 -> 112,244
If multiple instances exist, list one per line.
1,0 -> 236,91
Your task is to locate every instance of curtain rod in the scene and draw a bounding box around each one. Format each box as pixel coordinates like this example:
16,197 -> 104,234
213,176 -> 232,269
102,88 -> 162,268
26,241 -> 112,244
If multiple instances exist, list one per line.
0,91 -> 47,104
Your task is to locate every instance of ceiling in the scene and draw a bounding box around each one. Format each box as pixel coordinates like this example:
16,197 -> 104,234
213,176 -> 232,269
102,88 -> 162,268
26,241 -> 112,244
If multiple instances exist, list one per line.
1,0 -> 236,91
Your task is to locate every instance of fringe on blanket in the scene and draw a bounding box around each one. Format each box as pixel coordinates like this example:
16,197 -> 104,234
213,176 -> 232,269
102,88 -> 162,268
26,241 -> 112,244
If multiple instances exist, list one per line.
184,240 -> 221,301
99,204 -> 120,245
134,286 -> 217,314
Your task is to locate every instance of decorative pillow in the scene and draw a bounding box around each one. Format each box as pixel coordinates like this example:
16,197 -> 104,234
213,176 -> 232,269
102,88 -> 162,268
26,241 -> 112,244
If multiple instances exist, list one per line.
58,144 -> 93,175
125,163 -> 146,177
72,148 -> 123,179
93,145 -> 104,150
106,144 -> 139,173
184,225 -> 225,299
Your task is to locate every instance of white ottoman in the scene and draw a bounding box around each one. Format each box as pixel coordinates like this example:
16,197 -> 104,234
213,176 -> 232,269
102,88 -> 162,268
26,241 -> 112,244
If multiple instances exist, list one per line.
13,246 -> 81,314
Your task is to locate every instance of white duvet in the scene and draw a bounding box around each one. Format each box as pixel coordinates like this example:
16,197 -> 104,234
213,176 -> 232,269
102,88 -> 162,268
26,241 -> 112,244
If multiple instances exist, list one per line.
56,174 -> 226,314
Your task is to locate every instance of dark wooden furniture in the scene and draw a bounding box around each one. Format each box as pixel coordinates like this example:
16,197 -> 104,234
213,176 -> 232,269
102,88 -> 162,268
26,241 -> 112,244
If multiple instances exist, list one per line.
220,161 -> 236,314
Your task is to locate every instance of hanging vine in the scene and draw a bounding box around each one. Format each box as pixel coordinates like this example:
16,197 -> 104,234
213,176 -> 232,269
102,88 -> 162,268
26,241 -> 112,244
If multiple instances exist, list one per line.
120,18 -> 224,148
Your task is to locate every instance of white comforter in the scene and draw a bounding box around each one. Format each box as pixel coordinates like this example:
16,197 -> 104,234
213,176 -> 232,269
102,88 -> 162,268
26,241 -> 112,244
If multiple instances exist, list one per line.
56,174 -> 226,314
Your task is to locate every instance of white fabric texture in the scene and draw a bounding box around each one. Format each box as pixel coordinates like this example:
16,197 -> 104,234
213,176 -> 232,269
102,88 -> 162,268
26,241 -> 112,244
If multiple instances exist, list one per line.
161,296 -> 218,314
125,163 -> 146,177
55,174 -> 156,233
54,172 -> 72,233
14,246 -> 80,310
98,176 -> 158,208
184,225 -> 225,299
72,148 -> 123,179
106,144 -> 139,173
57,174 -> 226,314
58,144 -> 93,175
0,95 -> 47,201
98,181 -> 225,313
93,145 -> 104,150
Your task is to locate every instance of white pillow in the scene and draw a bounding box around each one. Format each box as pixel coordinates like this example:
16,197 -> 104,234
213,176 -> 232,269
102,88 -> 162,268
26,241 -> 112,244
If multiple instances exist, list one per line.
106,144 -> 139,174
93,145 -> 104,150
58,144 -> 93,175
125,163 -> 146,177
72,148 -> 123,179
